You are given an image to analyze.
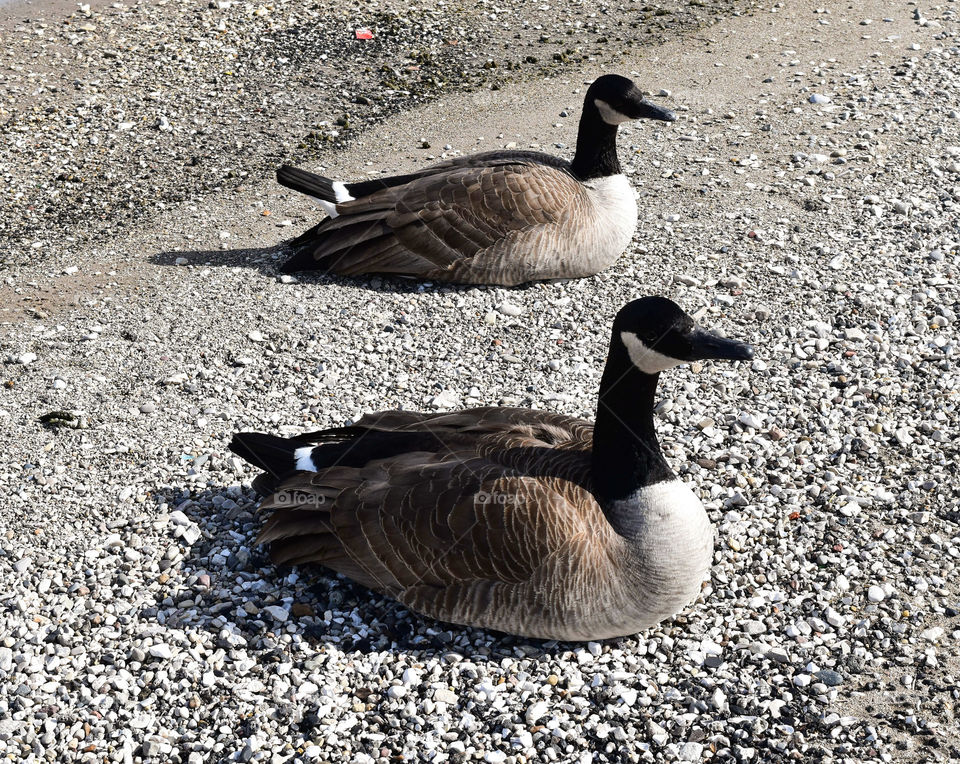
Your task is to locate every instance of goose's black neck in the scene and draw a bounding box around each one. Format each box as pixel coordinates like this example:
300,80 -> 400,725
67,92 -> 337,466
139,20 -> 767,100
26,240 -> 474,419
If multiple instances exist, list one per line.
570,102 -> 622,181
591,339 -> 674,538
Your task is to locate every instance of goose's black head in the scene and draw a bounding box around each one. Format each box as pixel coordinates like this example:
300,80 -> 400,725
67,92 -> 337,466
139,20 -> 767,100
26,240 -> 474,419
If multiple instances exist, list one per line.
585,74 -> 677,125
612,296 -> 754,375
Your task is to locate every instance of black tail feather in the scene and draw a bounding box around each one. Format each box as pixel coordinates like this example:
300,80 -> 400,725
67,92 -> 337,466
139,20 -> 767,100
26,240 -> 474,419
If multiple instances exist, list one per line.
276,165 -> 337,202
229,432 -> 305,479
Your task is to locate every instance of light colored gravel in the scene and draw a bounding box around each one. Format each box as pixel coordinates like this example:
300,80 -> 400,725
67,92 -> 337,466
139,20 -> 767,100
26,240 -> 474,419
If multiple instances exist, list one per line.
2,0 -> 960,763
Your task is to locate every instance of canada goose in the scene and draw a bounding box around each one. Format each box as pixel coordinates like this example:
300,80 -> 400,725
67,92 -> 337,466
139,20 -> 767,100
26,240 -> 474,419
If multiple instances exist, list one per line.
275,74 -> 676,286
229,297 -> 753,641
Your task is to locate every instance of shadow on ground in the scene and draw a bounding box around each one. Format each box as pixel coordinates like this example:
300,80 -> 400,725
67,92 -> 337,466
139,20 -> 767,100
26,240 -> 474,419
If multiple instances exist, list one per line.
151,245 -> 287,272
151,244 -> 533,295
148,484 -> 572,661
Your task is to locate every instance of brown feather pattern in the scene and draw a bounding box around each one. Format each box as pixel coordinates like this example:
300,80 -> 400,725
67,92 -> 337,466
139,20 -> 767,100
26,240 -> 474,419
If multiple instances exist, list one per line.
251,407 -> 679,639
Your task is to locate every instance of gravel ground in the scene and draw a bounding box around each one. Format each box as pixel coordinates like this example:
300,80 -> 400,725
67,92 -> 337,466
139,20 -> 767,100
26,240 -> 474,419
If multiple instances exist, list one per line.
3,0 -> 960,763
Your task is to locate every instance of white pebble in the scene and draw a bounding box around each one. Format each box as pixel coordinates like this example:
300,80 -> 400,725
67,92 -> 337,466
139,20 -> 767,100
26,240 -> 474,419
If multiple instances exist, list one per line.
149,643 -> 173,660
525,700 -> 549,725
497,302 -> 524,317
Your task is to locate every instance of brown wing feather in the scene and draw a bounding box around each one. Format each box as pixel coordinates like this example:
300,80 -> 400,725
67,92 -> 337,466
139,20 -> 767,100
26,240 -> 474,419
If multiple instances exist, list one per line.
294,164 -> 584,280
254,408 -> 597,601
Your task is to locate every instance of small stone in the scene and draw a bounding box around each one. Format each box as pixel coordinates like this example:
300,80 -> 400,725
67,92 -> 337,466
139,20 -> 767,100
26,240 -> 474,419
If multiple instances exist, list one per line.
767,647 -> 790,664
139,402 -> 156,414
809,93 -> 831,104
744,620 -> 767,635
431,390 -> 459,409
526,700 -> 549,725
815,669 -> 844,687
264,605 -> 288,622
678,742 -> 703,761
149,643 -> 173,660
895,428 -> 914,447
169,510 -> 191,526
497,302 -> 523,317
868,586 -> 885,602
142,738 -> 163,757
434,688 -> 458,705
824,607 -> 845,627
180,526 -> 201,545
17,352 -> 37,365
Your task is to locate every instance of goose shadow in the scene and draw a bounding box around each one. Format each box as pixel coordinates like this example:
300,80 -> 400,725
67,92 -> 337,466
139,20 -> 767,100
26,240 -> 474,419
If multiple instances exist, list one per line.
151,244 -> 286,272
151,244 -> 552,294
148,482 -> 587,662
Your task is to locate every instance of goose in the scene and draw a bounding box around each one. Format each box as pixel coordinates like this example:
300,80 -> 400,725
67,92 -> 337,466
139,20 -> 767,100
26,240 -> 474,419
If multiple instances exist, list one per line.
274,74 -> 676,286
229,297 -> 753,641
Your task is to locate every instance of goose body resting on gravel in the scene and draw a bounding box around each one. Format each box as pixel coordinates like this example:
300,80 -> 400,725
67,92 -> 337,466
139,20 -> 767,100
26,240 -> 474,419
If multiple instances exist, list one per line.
229,297 -> 753,641
275,74 -> 676,286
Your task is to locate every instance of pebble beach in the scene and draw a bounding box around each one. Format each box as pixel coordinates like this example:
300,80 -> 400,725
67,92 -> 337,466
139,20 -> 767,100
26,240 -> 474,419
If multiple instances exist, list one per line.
2,0 -> 960,762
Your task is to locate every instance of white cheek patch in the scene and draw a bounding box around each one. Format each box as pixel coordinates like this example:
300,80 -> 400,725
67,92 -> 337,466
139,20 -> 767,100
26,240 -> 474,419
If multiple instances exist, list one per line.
294,446 -> 317,472
315,181 -> 354,219
620,331 -> 683,374
595,98 -> 632,125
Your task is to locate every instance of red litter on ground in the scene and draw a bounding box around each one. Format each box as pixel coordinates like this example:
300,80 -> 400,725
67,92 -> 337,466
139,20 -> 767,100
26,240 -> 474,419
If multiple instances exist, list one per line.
355,28 -> 373,40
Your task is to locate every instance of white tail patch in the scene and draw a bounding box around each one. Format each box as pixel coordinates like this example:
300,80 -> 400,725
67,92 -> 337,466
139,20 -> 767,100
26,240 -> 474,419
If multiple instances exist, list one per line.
594,98 -> 632,125
332,181 -> 353,202
294,446 -> 317,472
315,181 -> 354,219
620,332 -> 683,374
